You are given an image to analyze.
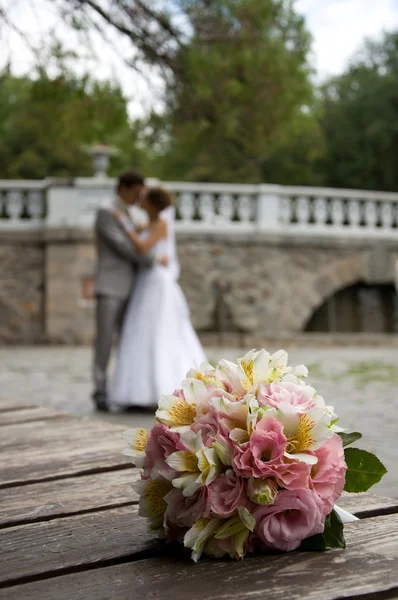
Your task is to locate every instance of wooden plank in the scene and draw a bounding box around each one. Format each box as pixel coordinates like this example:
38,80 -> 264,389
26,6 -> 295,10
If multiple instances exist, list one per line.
0,470 -> 140,527
337,491 -> 398,517
0,417 -> 131,486
0,400 -> 37,413
0,418 -> 125,450
3,516 -> 398,600
0,439 -> 131,487
0,406 -> 69,426
0,506 -> 160,587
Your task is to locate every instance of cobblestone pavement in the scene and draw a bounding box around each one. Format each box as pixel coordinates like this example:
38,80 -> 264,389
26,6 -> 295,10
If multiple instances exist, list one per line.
1,345 -> 397,498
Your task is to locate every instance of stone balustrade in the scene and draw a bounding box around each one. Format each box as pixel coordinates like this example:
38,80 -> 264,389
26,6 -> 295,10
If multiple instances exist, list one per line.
1,178 -> 398,238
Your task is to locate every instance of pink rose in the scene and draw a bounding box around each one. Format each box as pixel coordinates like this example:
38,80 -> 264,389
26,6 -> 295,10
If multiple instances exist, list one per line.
191,408 -> 220,446
254,489 -> 325,551
209,471 -> 249,517
164,487 -> 211,528
144,424 -> 185,474
258,381 -> 319,412
232,416 -> 310,489
310,434 -> 347,516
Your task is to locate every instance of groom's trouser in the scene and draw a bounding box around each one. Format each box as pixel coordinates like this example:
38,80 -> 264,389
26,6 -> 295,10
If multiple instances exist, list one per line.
93,294 -> 128,397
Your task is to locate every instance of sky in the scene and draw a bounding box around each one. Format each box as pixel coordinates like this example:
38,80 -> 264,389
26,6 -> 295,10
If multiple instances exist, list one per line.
1,0 -> 398,117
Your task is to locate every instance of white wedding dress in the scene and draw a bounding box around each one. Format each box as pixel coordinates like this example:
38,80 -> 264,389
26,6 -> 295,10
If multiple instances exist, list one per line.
111,207 -> 207,408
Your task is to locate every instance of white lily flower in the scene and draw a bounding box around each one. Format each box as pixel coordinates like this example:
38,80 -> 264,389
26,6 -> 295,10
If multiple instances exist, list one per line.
211,435 -> 233,466
271,402 -> 334,464
133,476 -> 173,530
122,428 -> 149,468
213,506 -> 256,559
156,393 -> 197,431
186,361 -> 216,380
166,430 -> 222,496
182,378 -> 211,416
184,518 -> 222,562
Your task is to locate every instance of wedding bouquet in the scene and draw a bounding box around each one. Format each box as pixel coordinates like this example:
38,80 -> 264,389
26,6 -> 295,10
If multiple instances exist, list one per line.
124,350 -> 387,561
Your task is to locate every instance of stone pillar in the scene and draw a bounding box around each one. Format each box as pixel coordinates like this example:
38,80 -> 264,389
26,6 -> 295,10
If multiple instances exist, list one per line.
45,231 -> 96,343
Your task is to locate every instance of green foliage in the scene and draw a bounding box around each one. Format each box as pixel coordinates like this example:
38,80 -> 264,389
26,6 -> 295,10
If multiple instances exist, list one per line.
344,448 -> 387,493
319,31 -> 398,191
150,0 -> 320,183
301,510 -> 346,550
338,432 -> 363,448
0,48 -> 149,179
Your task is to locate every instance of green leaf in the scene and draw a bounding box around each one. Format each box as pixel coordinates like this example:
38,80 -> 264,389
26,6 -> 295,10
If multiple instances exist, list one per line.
301,510 -> 346,551
344,448 -> 387,493
338,431 -> 362,447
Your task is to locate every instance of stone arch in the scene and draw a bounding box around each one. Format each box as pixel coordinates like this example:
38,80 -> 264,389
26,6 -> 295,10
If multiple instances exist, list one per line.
295,255 -> 368,332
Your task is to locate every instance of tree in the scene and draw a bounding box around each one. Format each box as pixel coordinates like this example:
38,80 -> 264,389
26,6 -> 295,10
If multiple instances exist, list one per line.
319,31 -> 398,192
0,46 -> 150,178
144,0 -> 317,182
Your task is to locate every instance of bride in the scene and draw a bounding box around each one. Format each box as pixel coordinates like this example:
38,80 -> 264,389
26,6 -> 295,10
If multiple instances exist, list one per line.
111,187 -> 207,409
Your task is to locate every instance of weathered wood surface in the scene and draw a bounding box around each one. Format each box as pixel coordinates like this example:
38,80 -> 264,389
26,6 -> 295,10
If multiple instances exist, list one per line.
0,406 -> 67,426
0,470 -> 139,527
0,418 -> 130,487
1,404 -> 398,600
0,506 -> 161,587
3,517 -> 398,600
338,491 -> 398,517
0,417 -> 125,450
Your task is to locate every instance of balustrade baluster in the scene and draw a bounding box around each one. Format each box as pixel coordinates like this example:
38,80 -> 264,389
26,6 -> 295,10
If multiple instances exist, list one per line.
218,194 -> 234,224
6,191 -> 23,223
297,196 -> 311,226
236,195 -> 252,222
198,193 -> 215,222
314,197 -> 328,226
331,198 -> 345,227
364,200 -> 378,229
347,199 -> 361,228
27,191 -> 43,223
178,193 -> 195,222
380,202 -> 394,229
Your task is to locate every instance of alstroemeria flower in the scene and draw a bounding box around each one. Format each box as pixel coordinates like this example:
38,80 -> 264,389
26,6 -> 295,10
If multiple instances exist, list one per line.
212,506 -> 256,559
217,350 -> 290,398
186,362 -> 226,390
133,475 -> 173,531
184,518 -> 222,562
156,392 -> 197,431
271,403 -> 335,464
123,428 -> 149,468
166,430 -> 222,496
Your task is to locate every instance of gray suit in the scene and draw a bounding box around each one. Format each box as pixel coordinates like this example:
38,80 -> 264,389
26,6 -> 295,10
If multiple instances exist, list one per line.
93,206 -> 154,398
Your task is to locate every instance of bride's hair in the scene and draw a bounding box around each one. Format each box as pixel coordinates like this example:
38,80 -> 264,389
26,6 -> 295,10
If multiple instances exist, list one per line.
147,187 -> 173,213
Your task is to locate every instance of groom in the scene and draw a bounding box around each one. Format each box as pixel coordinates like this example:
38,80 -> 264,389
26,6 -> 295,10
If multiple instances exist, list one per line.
92,170 -> 161,411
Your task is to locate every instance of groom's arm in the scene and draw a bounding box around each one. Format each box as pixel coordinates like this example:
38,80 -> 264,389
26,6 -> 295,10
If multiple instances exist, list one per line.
95,209 -> 154,267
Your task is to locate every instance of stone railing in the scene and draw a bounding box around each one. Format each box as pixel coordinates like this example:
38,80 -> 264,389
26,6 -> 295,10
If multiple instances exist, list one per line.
0,180 -> 47,228
1,178 -> 398,238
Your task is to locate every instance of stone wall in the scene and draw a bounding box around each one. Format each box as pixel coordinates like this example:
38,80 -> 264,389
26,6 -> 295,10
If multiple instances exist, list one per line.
0,232 -> 45,342
0,228 -> 397,344
177,232 -> 398,335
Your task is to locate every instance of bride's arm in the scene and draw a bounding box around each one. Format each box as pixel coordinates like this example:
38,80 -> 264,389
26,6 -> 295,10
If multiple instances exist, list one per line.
114,210 -> 167,254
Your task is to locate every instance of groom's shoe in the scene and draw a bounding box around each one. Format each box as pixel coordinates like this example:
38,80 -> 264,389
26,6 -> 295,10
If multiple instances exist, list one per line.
92,392 -> 109,412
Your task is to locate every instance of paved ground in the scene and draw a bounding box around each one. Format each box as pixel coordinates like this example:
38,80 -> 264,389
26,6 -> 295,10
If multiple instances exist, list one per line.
1,345 -> 397,498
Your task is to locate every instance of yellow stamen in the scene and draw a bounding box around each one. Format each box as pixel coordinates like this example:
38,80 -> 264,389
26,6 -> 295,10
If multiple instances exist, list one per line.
132,428 -> 149,452
168,399 -> 197,425
144,479 -> 172,516
240,360 -> 254,386
185,452 -> 199,472
287,414 -> 315,453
